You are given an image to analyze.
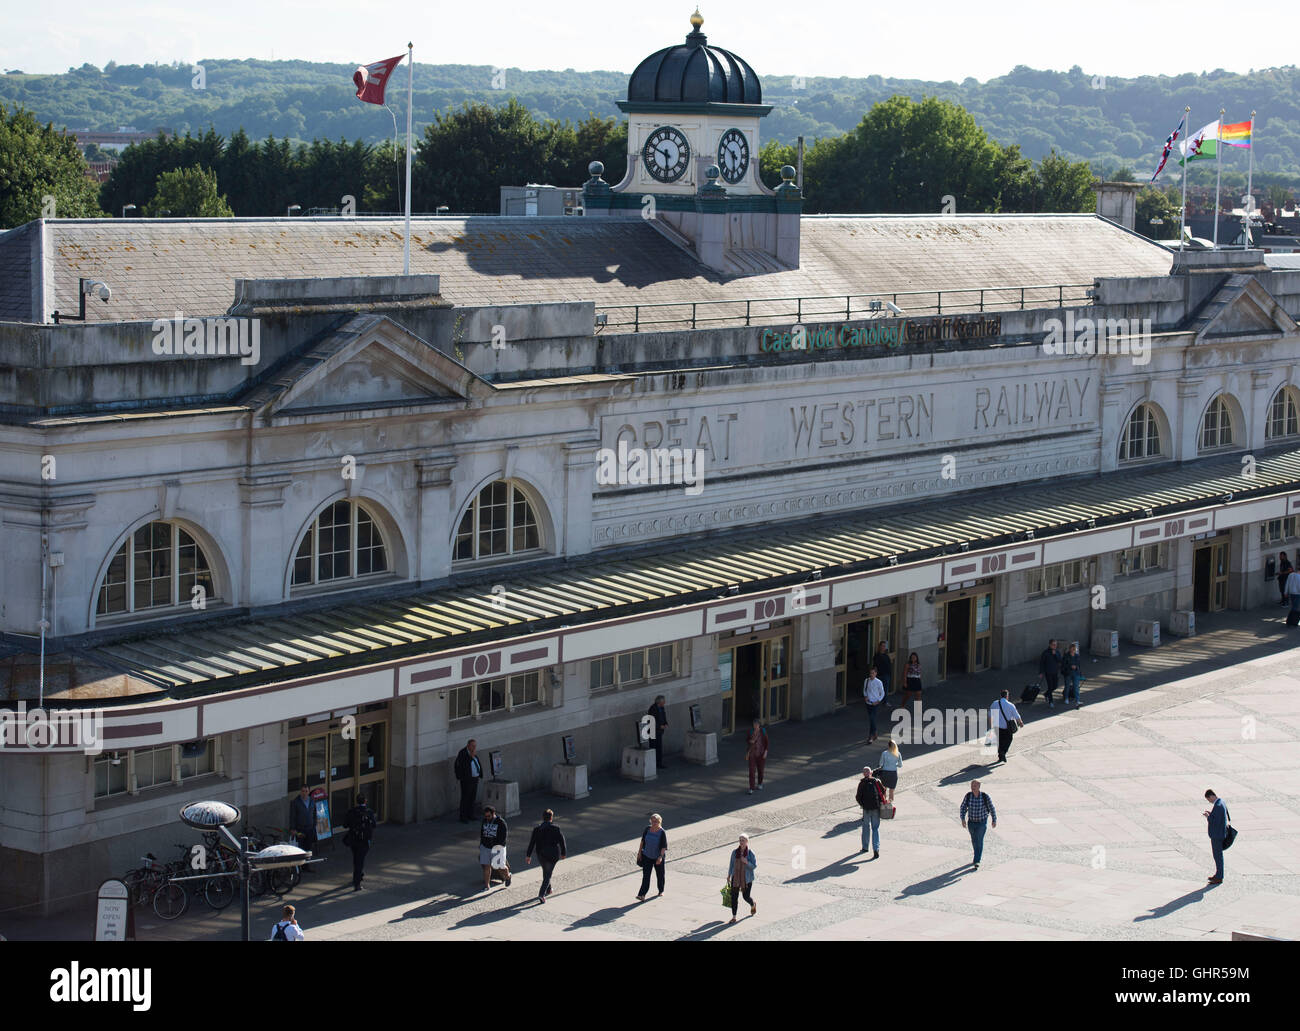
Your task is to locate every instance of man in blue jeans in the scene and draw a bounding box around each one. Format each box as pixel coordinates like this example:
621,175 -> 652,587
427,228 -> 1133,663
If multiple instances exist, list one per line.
959,780 -> 997,870
856,766 -> 883,859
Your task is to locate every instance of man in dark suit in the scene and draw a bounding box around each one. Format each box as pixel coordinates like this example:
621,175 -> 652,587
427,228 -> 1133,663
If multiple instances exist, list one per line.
454,739 -> 482,823
647,696 -> 668,770
289,785 -> 317,874
1203,789 -> 1229,883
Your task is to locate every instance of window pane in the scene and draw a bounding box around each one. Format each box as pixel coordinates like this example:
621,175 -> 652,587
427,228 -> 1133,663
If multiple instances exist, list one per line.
132,522 -> 172,610
648,644 -> 674,678
477,678 -> 506,714
449,685 -> 473,720
455,507 -> 475,561
293,531 -> 313,586
618,650 -> 644,685
98,543 -> 129,614
510,672 -> 539,707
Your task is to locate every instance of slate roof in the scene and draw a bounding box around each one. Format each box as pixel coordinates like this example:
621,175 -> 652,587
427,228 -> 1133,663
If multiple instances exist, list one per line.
0,214 -> 1174,325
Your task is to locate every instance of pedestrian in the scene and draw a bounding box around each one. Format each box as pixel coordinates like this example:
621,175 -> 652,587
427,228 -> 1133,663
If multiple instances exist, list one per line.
524,808 -> 566,903
288,785 -> 317,872
855,765 -> 884,858
635,813 -> 668,900
863,666 -> 885,744
1278,552 -> 1293,605
959,779 -> 997,870
872,641 -> 893,695
745,718 -> 768,794
1061,642 -> 1083,708
647,695 -> 669,770
989,689 -> 1023,763
454,738 -> 482,823
1286,567 -> 1300,625
878,739 -> 902,803
724,834 -> 757,923
342,793 -> 376,892
1038,638 -> 1063,707
479,804 -> 511,891
1203,789 -> 1231,884
269,903 -> 305,941
901,651 -> 923,709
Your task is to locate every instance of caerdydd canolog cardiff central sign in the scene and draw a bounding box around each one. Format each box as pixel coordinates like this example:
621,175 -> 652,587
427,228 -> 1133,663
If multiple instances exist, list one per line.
758,315 -> 1003,353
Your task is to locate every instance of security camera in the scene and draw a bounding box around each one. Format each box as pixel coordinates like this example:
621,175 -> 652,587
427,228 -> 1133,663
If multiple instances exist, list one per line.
884,301 -> 904,315
82,280 -> 111,303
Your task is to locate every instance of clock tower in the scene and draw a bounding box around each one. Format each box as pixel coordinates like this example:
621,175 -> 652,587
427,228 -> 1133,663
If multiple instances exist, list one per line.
584,10 -> 803,274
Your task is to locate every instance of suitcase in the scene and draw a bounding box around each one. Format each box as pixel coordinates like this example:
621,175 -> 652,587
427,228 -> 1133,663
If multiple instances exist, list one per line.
1287,610 -> 1300,627
1019,684 -> 1040,705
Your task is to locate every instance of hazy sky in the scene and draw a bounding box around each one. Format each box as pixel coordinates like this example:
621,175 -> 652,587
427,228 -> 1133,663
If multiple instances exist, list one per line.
5,0 -> 1296,81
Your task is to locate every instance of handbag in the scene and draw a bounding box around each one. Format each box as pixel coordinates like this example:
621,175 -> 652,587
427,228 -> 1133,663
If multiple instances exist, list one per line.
720,884 -> 733,908
1221,806 -> 1237,850
999,699 -> 1017,734
880,802 -> 896,820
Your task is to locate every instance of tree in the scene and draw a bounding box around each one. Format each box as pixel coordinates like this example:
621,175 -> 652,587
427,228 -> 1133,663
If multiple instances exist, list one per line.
1135,185 -> 1180,239
143,164 -> 233,217
0,102 -> 103,228
1033,149 -> 1096,212
412,99 -> 563,213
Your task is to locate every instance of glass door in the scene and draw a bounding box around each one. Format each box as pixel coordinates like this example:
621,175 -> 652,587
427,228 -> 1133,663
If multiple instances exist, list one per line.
288,712 -> 389,829
1211,541 -> 1230,611
761,635 -> 790,723
720,649 -> 735,735
971,590 -> 993,672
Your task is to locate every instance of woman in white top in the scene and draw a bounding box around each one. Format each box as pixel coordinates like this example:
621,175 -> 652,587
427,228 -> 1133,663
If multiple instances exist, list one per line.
877,739 -> 902,802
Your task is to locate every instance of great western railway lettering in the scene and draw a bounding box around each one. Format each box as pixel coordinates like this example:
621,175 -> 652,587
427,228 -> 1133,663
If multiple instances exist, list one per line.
791,394 -> 936,451
973,377 -> 1091,430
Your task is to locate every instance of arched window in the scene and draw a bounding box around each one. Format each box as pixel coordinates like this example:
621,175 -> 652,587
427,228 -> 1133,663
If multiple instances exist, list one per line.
97,521 -> 215,616
292,500 -> 388,587
454,480 -> 541,562
1119,403 -> 1163,462
1199,395 -> 1236,451
1266,386 -> 1299,441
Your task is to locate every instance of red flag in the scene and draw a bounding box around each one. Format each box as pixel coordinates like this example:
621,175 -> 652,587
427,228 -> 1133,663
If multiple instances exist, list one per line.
353,54 -> 405,105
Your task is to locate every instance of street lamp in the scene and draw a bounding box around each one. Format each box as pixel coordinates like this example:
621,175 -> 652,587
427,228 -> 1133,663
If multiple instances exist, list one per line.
286,204 -> 301,217
178,800 -> 310,942
1149,216 -> 1164,240
121,204 -> 136,218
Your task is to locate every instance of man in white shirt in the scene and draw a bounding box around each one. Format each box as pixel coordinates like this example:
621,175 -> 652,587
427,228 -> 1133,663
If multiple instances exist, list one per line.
863,667 -> 886,744
989,689 -> 1023,763
270,904 -> 305,941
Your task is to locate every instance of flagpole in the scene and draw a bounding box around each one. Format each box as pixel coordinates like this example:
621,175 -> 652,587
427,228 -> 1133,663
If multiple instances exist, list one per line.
403,41 -> 413,276
1245,109 -> 1256,248
1212,106 -> 1224,249
1180,106 -> 1190,253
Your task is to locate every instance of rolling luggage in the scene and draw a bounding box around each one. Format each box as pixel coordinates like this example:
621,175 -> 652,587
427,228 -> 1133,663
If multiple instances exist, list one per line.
1019,683 -> 1040,705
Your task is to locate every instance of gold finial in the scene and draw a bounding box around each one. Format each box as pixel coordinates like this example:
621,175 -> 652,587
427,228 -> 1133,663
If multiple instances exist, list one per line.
690,8 -> 703,29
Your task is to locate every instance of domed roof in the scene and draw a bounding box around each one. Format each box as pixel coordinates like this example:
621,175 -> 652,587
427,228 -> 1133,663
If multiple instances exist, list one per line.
626,11 -> 762,106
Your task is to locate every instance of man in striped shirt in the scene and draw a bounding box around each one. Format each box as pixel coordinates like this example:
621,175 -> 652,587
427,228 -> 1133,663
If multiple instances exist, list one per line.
959,780 -> 997,870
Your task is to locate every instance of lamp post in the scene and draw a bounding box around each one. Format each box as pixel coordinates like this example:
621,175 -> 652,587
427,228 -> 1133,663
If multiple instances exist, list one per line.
1149,216 -> 1164,241
286,204 -> 301,217
178,800 -> 309,942
121,204 -> 136,218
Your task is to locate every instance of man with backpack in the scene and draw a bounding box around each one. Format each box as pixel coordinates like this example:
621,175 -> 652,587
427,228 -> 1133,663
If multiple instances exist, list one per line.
269,904 -> 305,941
855,766 -> 886,859
342,794 -> 376,892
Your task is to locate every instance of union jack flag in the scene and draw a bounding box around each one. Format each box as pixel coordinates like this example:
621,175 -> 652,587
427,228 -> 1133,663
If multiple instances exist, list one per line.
1149,115 -> 1185,182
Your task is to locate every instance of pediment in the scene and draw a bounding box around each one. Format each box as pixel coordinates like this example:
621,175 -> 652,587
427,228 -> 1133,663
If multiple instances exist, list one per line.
253,315 -> 484,416
1194,276 -> 1299,343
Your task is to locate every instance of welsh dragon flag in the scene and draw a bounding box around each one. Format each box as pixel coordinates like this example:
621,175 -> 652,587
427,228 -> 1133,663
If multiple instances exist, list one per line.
1178,121 -> 1219,164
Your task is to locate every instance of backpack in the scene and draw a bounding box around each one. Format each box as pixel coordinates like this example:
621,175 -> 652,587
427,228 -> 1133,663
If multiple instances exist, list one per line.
271,921 -> 290,941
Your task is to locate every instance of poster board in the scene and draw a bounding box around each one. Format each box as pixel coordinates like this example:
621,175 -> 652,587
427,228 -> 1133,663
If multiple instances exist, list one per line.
311,786 -> 331,839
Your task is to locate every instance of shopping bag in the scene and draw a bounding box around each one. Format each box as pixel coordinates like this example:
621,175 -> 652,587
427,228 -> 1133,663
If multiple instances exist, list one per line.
720,884 -> 733,908
490,845 -> 508,870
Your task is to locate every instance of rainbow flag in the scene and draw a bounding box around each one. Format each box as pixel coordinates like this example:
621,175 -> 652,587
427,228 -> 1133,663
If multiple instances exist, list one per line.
1219,119 -> 1252,148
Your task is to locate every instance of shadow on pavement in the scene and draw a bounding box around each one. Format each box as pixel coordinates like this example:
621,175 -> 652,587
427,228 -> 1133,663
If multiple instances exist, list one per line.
788,851 -> 869,883
897,866 -> 970,898
1134,884 -> 1218,922
564,902 -> 640,931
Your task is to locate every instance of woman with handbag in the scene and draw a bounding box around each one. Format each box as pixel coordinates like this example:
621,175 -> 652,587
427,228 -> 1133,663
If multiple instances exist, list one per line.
635,813 -> 668,900
724,834 -> 757,923
878,739 -> 902,803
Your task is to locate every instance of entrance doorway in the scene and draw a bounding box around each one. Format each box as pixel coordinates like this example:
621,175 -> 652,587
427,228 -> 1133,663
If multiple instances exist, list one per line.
287,707 -> 389,829
720,634 -> 791,734
1194,539 -> 1230,612
834,609 -> 898,706
937,588 -> 993,680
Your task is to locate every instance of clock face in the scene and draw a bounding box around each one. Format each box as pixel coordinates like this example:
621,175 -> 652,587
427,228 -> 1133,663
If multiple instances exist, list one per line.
642,126 -> 691,183
718,128 -> 750,184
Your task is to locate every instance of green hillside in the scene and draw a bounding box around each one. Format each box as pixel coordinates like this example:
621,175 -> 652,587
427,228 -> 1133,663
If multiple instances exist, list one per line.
4,59 -> 1299,175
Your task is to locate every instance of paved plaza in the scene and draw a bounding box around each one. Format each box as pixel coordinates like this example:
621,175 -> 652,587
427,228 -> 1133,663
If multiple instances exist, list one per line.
10,608 -> 1299,942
